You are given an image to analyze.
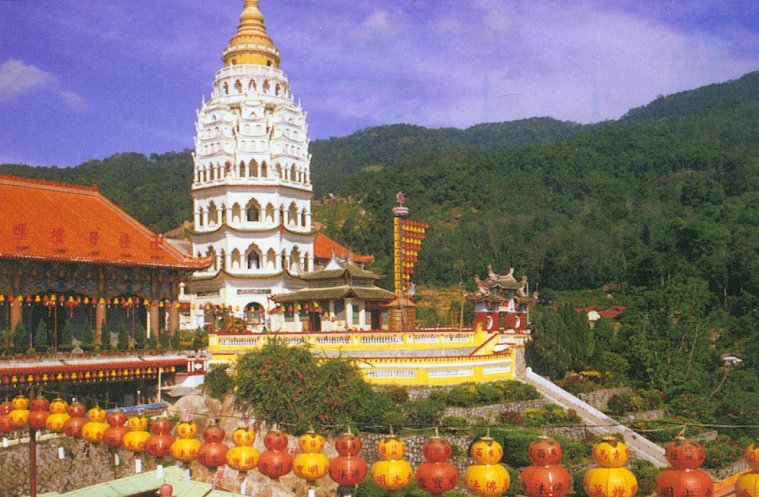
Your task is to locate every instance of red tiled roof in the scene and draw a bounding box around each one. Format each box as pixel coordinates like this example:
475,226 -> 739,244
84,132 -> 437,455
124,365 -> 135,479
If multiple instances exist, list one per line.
313,232 -> 374,264
0,175 -> 210,269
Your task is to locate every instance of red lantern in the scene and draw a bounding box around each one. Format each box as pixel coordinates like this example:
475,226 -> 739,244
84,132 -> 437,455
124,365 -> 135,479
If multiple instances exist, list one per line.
521,436 -> 571,497
0,400 -> 12,433
416,435 -> 459,496
62,402 -> 87,438
145,417 -> 174,458
104,411 -> 129,449
665,436 -> 706,470
258,428 -> 293,480
657,437 -> 712,497
330,432 -> 368,487
198,424 -> 229,469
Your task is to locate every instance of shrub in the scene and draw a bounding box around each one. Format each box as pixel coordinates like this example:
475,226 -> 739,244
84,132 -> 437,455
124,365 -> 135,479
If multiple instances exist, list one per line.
441,416 -> 468,432
446,385 -> 478,407
500,381 -> 541,401
13,321 -> 28,353
170,331 -> 181,349
117,324 -> 130,351
476,384 -> 504,404
702,436 -> 744,468
607,393 -> 636,415
553,435 -> 591,465
159,331 -> 170,350
204,365 -> 233,400
386,385 -> 410,403
499,410 -> 524,425
192,328 -> 208,350
134,323 -> 147,350
523,404 -> 580,426
60,320 -> 73,351
485,426 -> 539,468
146,333 -> 157,350
630,459 -> 658,496
403,398 -> 444,428
428,389 -> 449,403
80,321 -> 95,351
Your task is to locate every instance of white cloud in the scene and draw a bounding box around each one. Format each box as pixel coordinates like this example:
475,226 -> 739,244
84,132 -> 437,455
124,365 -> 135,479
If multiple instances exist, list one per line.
0,59 -> 83,107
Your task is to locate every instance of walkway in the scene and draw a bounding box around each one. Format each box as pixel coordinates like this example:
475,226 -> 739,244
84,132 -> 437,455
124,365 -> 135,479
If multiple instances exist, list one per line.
517,367 -> 668,467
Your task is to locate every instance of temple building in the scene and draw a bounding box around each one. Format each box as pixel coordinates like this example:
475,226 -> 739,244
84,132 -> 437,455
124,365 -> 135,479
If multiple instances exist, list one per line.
187,0 -> 315,325
0,175 -> 209,347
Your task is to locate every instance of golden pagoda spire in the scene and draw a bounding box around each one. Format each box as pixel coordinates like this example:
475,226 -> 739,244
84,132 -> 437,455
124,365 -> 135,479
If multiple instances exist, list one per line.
222,0 -> 280,68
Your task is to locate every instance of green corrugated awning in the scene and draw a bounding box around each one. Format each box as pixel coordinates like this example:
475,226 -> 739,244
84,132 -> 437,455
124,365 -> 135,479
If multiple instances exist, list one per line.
272,285 -> 395,303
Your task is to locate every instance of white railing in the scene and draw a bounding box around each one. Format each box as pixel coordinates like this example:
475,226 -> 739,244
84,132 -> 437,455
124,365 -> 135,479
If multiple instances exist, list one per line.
427,368 -> 473,378
364,369 -> 415,379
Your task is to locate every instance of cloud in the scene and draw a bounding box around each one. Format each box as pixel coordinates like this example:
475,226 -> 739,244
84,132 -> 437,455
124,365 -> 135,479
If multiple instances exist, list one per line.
0,59 -> 83,107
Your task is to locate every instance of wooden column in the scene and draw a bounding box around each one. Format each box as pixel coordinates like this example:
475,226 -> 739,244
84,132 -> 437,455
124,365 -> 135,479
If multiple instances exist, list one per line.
10,300 -> 21,332
169,303 -> 179,335
150,305 -> 160,339
95,301 -> 106,345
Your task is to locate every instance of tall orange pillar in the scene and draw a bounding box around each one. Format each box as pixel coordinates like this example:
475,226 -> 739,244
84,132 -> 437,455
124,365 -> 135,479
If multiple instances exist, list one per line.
10,300 -> 21,333
95,301 -> 106,345
169,303 -> 179,335
150,305 -> 160,340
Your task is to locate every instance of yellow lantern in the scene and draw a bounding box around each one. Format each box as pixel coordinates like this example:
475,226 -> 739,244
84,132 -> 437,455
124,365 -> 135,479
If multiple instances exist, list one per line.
9,394 -> 30,429
583,437 -> 637,497
123,415 -> 151,452
371,434 -> 413,492
737,440 -> 759,497
170,420 -> 202,462
294,430 -> 330,484
46,398 -> 70,432
746,441 -> 759,471
82,405 -> 108,444
464,436 -> 510,497
226,424 -> 261,473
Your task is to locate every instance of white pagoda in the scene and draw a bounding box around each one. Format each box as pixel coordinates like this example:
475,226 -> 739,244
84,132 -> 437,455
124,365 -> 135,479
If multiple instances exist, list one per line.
188,0 -> 313,328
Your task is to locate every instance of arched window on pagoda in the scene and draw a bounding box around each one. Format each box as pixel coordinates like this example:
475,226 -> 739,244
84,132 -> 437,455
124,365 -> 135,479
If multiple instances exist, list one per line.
261,162 -> 268,178
246,199 -> 260,222
231,249 -> 241,270
288,203 -> 298,226
263,80 -> 270,94
208,202 -> 219,225
290,164 -> 296,182
275,83 -> 281,96
231,203 -> 241,223
279,205 -> 285,225
265,203 -> 275,223
276,163 -> 283,180
266,248 -> 276,270
209,166 -> 215,181
238,160 -> 245,177
246,244 -> 262,270
207,246 -> 218,271
220,249 -> 226,270
249,79 -> 257,92
281,250 -> 287,271
234,80 -> 242,94
223,82 -> 229,95
290,246 -> 302,271
301,209 -> 307,227
249,159 -> 258,177
224,162 -> 231,177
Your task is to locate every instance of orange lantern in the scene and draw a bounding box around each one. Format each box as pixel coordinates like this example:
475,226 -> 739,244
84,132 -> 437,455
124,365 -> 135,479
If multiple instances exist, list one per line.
294,429 -> 330,487
330,431 -> 368,488
81,405 -> 108,444
198,423 -> 229,469
258,428 -> 293,480
62,401 -> 87,438
146,417 -> 175,459
416,434 -> 459,496
170,419 -> 202,463
0,399 -> 13,434
521,436 -> 572,497
464,436 -> 511,497
734,440 -> 759,497
227,422 -> 260,474
664,436 -> 706,470
104,410 -> 129,449
371,433 -> 413,493
584,436 -> 637,497
8,394 -> 30,429
123,415 -> 151,452
46,398 -> 70,433
744,440 -> 759,471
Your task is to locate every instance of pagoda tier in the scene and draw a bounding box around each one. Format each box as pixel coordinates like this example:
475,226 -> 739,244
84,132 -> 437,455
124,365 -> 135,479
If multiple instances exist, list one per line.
463,265 -> 535,333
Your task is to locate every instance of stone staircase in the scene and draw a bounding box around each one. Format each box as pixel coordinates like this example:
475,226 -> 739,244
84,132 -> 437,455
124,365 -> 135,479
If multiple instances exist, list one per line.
517,366 -> 668,467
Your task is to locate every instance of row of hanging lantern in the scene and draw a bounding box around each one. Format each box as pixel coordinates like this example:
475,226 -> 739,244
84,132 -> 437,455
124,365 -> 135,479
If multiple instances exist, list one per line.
3,393 -> 756,497
0,294 -> 180,309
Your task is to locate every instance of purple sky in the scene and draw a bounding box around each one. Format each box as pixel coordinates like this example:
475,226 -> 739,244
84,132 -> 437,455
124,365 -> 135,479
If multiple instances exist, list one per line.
0,0 -> 757,167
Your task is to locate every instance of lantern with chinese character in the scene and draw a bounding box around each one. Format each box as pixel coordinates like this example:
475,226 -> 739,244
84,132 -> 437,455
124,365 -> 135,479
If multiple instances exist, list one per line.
123,414 -> 151,452
226,422 -> 260,477
104,410 -> 129,448
82,405 -> 108,444
62,401 -> 87,438
464,436 -> 510,497
583,437 -> 637,497
170,418 -> 202,463
294,429 -> 330,490
198,423 -> 229,469
656,436 -> 712,497
330,431 -> 368,490
371,433 -> 413,493
146,417 -> 175,459
27,394 -> 50,430
416,434 -> 459,496
8,394 -> 30,429
734,440 -> 759,497
258,428 -> 293,480
46,398 -> 70,433
520,436 -> 572,497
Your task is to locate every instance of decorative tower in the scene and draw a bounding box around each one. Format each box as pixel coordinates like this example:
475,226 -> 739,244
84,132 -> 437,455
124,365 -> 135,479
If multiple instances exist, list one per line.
189,0 -> 313,329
